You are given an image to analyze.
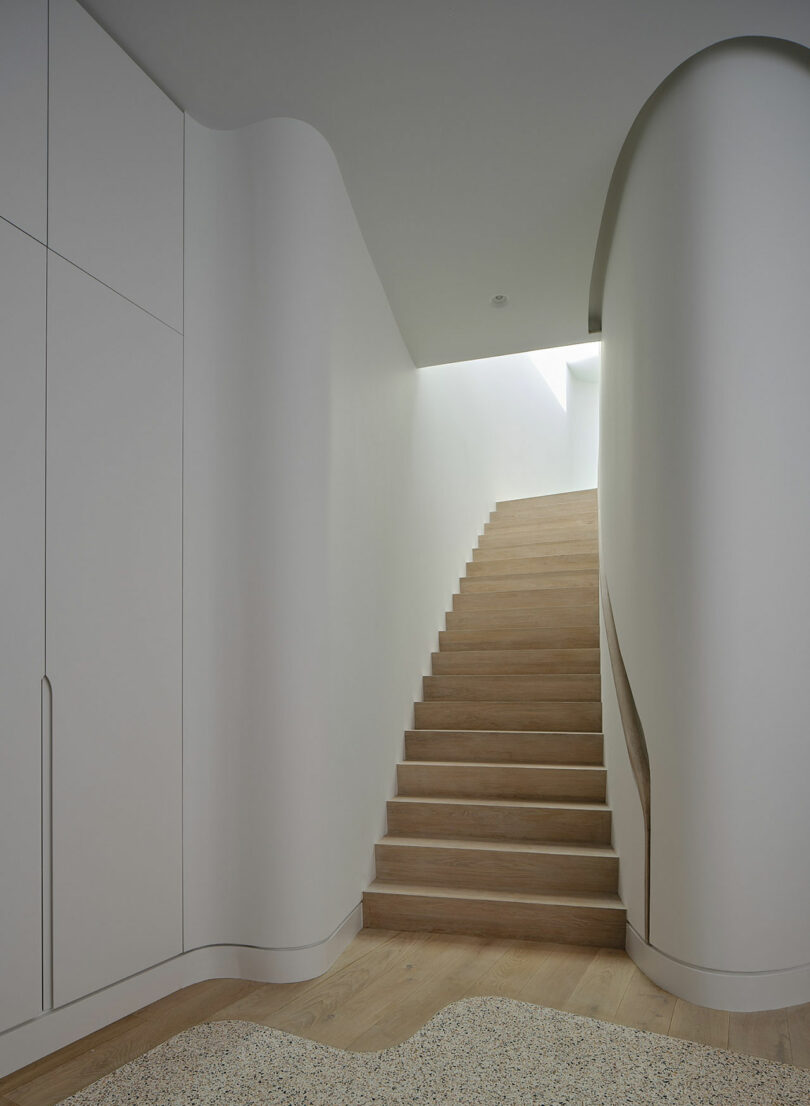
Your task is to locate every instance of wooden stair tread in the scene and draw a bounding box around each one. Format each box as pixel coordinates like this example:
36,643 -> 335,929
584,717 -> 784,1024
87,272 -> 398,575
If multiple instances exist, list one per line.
422,674 -> 601,701
494,489 -> 597,511
390,795 -> 609,810
439,628 -> 600,649
460,572 -> 598,589
405,728 -> 603,737
365,880 -> 621,910
444,609 -> 598,632
402,759 -> 603,771
414,701 -> 603,733
404,728 -> 604,763
430,650 -> 600,674
378,835 -> 615,857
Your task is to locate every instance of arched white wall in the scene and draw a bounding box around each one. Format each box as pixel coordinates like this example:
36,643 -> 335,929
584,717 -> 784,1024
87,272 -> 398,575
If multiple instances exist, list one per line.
598,40 -> 810,1010
182,114 -> 600,965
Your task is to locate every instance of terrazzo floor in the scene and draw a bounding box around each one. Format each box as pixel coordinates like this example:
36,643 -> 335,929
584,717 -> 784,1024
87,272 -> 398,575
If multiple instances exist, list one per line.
59,995 -> 810,1105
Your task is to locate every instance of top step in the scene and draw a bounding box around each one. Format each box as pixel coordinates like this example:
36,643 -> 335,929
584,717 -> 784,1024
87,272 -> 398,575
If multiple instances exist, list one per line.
494,490 -> 597,519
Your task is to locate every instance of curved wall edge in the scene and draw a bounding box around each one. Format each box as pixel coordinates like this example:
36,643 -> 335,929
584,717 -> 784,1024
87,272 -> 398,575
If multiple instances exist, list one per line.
626,925 -> 810,1013
0,905 -> 362,1079
599,39 -> 810,980
588,35 -> 810,332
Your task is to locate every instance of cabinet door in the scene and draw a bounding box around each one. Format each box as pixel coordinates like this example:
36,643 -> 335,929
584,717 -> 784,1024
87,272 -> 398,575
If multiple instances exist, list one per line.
47,255 -> 183,1007
48,0 -> 183,329
0,222 -> 46,1033
0,0 -> 47,240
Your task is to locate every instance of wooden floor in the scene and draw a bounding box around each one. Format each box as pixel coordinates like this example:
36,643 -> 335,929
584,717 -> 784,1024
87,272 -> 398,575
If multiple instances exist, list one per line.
2,930 -> 809,1105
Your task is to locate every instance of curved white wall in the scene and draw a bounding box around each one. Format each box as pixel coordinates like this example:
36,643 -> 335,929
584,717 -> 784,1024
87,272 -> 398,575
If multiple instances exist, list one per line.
598,40 -> 810,1009
183,114 -> 599,963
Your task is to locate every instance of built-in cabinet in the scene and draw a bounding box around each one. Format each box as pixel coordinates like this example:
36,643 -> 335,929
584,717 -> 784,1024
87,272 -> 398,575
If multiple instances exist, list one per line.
0,222 -> 46,1035
48,0 -> 183,330
0,0 -> 47,242
0,0 -> 184,1033
47,258 -> 183,1007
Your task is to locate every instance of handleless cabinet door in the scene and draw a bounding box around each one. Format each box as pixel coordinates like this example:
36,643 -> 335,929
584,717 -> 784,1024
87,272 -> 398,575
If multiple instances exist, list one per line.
47,256 -> 182,1007
48,0 -> 183,329
0,221 -> 45,1033
0,0 -> 47,241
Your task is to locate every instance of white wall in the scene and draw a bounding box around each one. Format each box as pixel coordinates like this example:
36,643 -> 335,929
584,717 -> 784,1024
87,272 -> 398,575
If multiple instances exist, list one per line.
183,113 -> 599,956
598,39 -> 810,1009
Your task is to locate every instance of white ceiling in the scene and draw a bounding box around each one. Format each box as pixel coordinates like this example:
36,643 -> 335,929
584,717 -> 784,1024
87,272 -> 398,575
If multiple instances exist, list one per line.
80,0 -> 810,367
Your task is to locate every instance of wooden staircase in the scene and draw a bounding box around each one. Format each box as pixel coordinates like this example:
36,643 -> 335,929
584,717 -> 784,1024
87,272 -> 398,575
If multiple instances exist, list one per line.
363,489 -> 626,947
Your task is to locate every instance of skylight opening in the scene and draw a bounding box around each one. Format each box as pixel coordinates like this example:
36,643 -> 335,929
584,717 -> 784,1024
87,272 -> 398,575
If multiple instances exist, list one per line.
530,341 -> 601,411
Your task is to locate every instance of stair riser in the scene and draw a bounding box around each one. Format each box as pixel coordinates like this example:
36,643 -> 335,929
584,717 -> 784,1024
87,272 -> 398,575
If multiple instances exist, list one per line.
404,730 -> 603,764
362,892 -> 624,947
445,608 -> 598,632
374,845 -> 619,895
493,490 -> 597,516
452,588 -> 597,612
387,800 -> 612,844
414,701 -> 602,731
439,628 -> 599,650
460,572 -> 598,593
397,763 -> 606,802
478,525 -> 597,549
431,649 -> 600,675
472,542 -> 598,564
485,511 -> 597,536
469,559 -> 599,580
422,674 -> 600,702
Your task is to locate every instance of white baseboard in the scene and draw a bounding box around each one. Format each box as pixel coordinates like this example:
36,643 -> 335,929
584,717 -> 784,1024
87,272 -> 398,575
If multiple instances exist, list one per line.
626,922 -> 810,1012
0,904 -> 362,1079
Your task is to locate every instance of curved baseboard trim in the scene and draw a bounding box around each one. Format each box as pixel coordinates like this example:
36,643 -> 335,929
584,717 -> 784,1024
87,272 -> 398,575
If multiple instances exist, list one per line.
626,922 -> 810,1012
0,904 -> 362,1078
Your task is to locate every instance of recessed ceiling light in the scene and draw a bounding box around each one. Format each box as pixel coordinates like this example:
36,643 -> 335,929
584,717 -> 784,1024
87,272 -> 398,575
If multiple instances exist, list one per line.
491,294 -> 508,307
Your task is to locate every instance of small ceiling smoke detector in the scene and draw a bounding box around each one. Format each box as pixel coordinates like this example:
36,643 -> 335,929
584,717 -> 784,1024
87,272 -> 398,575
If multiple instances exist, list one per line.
491,294 -> 508,307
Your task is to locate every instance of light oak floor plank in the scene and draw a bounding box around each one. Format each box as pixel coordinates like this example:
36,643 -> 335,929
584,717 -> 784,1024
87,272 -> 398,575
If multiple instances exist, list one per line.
728,1008 -> 793,1065
669,998 -> 729,1050
4,932 -> 810,1105
209,928 -> 401,1026
463,938 -> 556,999
562,946 -> 636,1021
612,966 -> 677,1035
0,1014 -> 144,1098
346,935 -> 511,1051
516,942 -> 599,1009
4,980 -> 260,1106
265,931 -> 446,1046
787,1002 -> 810,1069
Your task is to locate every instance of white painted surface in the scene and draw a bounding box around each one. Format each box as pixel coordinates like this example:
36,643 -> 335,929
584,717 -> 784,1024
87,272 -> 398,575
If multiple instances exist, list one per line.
626,925 -> 810,1013
0,221 -> 45,1034
599,41 -> 810,1003
0,0 -> 47,241
48,0 -> 183,330
75,2 -> 810,364
47,256 -> 183,1007
183,113 -> 599,954
0,904 -> 361,1079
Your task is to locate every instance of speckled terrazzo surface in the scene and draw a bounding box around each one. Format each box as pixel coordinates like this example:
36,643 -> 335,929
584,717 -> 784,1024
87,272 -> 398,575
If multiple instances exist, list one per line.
60,996 -> 809,1105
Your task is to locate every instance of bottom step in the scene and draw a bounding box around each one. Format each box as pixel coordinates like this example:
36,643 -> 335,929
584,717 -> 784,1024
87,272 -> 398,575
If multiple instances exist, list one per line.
363,881 -> 625,947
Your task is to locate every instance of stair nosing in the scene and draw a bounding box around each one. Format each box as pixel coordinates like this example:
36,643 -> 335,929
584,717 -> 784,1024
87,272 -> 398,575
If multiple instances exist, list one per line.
365,880 -> 622,910
388,795 -> 610,811
378,835 -> 616,857
400,760 -> 605,771
404,728 -> 603,737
